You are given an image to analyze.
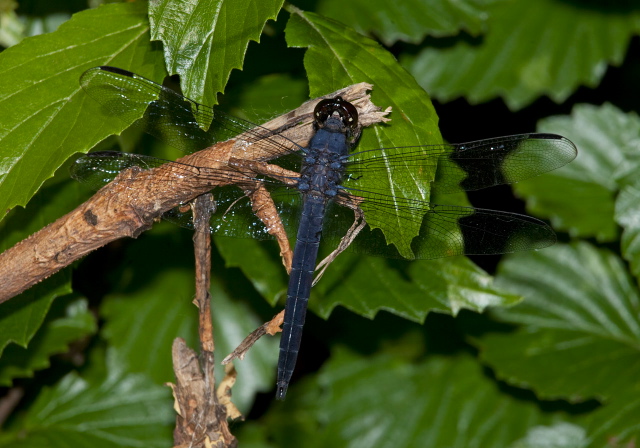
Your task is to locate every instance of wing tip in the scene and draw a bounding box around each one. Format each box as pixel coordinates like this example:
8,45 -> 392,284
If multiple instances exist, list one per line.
97,66 -> 135,77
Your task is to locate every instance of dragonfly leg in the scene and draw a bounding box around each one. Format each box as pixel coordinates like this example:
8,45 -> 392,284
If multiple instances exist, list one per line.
245,183 -> 294,273
313,207 -> 366,286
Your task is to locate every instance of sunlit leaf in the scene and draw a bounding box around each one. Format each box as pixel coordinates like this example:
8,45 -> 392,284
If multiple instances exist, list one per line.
150,0 -> 284,107
614,133 -> 640,280
286,7 -> 441,257
616,181 -> 640,280
509,423 -> 588,448
0,2 -> 165,215
0,5 -> 24,47
312,252 -> 520,320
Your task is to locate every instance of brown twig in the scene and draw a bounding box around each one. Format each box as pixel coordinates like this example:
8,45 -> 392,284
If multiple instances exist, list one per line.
169,194 -> 240,448
222,310 -> 285,365
169,339 -> 239,448
0,387 -> 24,427
0,82 -> 390,303
192,194 -> 215,353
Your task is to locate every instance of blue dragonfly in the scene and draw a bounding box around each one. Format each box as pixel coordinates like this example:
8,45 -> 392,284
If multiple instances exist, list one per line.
72,66 -> 578,400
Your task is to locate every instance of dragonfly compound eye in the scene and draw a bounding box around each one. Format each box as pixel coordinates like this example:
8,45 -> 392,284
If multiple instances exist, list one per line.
314,97 -> 359,130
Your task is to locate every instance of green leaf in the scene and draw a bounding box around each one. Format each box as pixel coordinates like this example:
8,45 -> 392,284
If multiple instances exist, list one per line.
149,0 -> 284,107
403,0 -> 640,110
263,350 -> 566,448
581,395 -> 640,447
286,7 -> 442,258
480,242 -> 640,403
509,423 -> 588,448
317,0 -> 503,45
216,238 -> 287,306
514,103 -> 640,241
0,167 -> 92,251
616,181 -> 640,280
0,297 -> 96,386
312,253 -> 520,320
0,352 -> 174,448
101,226 -> 278,412
614,135 -> 640,280
223,72 -> 309,123
0,2 -> 166,215
215,202 -> 519,320
0,271 -> 72,357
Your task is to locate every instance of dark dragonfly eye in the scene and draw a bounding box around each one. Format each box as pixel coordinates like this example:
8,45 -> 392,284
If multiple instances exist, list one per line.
314,96 -> 359,130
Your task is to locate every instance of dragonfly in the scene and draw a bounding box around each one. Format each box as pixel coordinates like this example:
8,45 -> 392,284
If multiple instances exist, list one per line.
72,66 -> 578,400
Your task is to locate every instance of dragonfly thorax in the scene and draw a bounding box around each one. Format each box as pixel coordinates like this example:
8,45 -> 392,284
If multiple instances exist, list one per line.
298,118 -> 351,199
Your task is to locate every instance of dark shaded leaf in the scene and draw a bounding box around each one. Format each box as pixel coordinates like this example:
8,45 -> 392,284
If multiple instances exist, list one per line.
404,0 -> 640,110
0,272 -> 71,358
317,0 -> 503,45
515,103 -> 640,241
482,243 -> 640,403
0,297 -> 96,386
0,352 -> 174,448
262,350 -> 566,448
101,226 -> 278,412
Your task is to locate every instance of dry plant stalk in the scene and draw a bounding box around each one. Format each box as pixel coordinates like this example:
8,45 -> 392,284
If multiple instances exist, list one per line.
168,339 -> 240,448
168,194 -> 241,448
222,310 -> 285,365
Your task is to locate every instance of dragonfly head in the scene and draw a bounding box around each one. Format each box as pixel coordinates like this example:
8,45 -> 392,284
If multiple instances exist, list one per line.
314,97 -> 361,144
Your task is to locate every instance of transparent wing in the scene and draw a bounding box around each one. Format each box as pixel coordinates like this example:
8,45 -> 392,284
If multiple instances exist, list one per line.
80,66 -> 300,160
329,191 -> 556,260
163,186 -> 302,240
70,151 -> 302,239
69,151 -> 292,190
345,133 -> 577,195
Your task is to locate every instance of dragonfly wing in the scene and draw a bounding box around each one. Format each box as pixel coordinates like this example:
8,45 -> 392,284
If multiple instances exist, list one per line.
70,151 -> 177,189
337,192 -> 555,260
71,151 -> 302,239
80,66 -> 302,159
163,185 -> 301,240
344,133 -> 578,195
441,133 -> 577,192
70,151 -> 251,190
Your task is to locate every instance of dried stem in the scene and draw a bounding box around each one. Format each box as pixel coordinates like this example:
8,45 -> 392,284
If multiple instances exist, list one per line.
169,194 -> 240,448
192,194 -> 215,354
222,310 -> 285,365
